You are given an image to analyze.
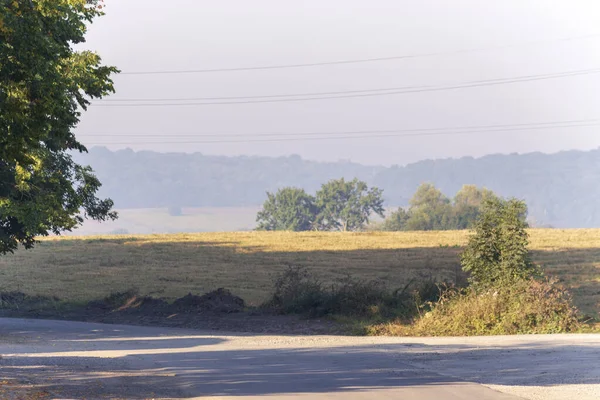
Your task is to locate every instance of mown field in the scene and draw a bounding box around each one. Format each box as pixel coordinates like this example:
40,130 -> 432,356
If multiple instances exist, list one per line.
0,230 -> 598,318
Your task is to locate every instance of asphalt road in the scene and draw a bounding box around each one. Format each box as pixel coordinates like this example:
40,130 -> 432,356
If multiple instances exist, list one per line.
0,318 -> 598,399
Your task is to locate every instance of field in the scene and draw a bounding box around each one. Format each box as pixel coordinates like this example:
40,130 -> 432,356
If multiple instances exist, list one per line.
71,207 -> 261,235
70,206 -> 387,236
0,230 -> 598,319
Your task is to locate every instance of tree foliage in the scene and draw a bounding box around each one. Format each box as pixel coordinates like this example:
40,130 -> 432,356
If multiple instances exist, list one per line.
381,207 -> 409,232
453,185 -> 498,229
256,179 -> 384,232
404,183 -> 454,231
256,187 -> 316,231
461,197 -> 537,289
382,184 -> 499,231
78,147 -> 600,229
315,178 -> 384,232
0,0 -> 118,253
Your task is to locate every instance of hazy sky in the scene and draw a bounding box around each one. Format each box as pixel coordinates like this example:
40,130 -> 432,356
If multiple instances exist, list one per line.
76,0 -> 600,166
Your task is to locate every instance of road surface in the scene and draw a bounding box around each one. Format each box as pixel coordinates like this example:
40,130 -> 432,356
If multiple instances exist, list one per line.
0,318 -> 598,399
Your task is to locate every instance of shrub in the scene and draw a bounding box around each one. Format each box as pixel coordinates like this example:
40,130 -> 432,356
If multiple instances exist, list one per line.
407,278 -> 581,336
264,266 -> 328,316
329,276 -> 392,316
461,197 -> 539,290
264,266 -> 444,319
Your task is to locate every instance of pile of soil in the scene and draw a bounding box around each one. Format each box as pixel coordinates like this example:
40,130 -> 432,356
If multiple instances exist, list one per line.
85,288 -> 245,315
171,288 -> 245,313
86,291 -> 170,315
0,292 -> 60,312
0,289 -> 341,335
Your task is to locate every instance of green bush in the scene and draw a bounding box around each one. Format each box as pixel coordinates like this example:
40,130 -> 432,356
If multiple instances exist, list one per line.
369,198 -> 583,336
461,197 -> 539,289
408,278 -> 581,336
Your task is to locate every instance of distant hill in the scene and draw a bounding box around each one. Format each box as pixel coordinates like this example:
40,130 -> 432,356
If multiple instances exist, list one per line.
78,147 -> 600,228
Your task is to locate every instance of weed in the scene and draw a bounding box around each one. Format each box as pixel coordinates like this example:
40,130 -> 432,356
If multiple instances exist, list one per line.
264,266 -> 444,320
370,278 -> 581,336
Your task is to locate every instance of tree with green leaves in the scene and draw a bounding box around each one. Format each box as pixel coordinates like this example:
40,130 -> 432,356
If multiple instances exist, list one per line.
381,207 -> 409,231
256,187 -> 317,231
315,178 -> 384,232
404,183 -> 454,231
453,184 -> 498,229
380,183 -> 501,231
0,0 -> 118,254
461,197 -> 537,289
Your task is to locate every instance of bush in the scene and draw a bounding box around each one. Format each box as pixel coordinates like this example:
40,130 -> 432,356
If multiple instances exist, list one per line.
329,276 -> 393,316
264,266 -> 444,319
461,197 -> 539,290
365,197 -> 583,337
407,278 -> 581,336
264,266 -> 327,315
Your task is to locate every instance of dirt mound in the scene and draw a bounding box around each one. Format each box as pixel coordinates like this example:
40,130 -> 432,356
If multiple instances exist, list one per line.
172,288 -> 245,313
87,291 -> 170,315
0,292 -> 59,309
85,289 -> 245,317
0,292 -> 29,307
0,290 -> 342,334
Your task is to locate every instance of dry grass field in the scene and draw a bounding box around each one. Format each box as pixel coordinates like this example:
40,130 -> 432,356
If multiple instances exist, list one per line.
0,230 -> 598,318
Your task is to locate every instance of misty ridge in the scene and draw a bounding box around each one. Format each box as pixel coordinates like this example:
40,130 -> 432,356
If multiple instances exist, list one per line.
78,146 -> 600,229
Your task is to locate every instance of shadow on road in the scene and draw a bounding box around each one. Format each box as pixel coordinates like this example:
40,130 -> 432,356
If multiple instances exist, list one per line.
1,322 -> 599,399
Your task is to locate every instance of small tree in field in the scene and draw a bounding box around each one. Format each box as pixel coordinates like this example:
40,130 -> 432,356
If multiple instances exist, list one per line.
461,197 -> 538,289
381,207 -> 409,231
256,187 -> 317,231
315,178 -> 384,232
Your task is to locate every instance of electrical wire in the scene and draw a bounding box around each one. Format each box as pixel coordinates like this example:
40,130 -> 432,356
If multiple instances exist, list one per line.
90,68 -> 600,107
78,118 -> 600,138
118,33 -> 600,75
80,120 -> 600,145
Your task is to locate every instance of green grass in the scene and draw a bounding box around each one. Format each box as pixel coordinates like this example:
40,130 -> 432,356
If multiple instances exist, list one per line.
0,230 -> 598,319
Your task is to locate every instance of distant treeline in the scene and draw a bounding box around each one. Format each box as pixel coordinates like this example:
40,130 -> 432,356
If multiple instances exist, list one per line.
79,147 -> 600,228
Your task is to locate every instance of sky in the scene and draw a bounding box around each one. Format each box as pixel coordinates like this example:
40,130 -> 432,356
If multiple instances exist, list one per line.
76,0 -> 600,166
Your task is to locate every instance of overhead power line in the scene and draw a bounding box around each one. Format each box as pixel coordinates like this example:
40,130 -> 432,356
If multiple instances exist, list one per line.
80,119 -> 600,145
91,68 -> 600,107
118,33 -> 600,75
78,118 -> 600,138
97,84 -> 428,102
